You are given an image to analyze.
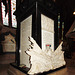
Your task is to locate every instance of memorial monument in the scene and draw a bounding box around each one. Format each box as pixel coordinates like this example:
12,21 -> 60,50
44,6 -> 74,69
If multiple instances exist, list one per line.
11,0 -> 66,74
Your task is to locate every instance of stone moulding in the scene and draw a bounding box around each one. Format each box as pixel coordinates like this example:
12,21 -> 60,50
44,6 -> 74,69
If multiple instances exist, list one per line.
26,37 -> 66,75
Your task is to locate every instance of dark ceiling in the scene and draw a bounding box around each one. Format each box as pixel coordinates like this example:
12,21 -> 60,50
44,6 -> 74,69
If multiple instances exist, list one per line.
17,0 -> 75,34
0,0 -> 75,35
55,0 -> 75,34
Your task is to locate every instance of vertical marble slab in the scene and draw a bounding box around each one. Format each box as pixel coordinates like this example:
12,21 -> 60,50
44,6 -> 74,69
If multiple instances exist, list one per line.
20,15 -> 32,68
41,14 -> 54,51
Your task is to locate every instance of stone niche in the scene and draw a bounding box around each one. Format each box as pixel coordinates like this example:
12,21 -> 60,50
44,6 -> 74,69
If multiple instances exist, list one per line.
14,0 -> 66,75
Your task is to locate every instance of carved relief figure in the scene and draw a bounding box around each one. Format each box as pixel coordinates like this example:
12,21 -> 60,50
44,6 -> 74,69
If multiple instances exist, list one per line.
26,37 -> 66,75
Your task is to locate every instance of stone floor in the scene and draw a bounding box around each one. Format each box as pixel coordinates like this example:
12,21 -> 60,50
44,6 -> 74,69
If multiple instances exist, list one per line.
0,53 -> 15,75
47,67 -> 75,75
0,64 -> 9,75
0,53 -> 75,75
0,64 -> 75,75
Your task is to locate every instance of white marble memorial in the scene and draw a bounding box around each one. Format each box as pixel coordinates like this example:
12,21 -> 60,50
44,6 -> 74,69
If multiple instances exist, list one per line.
26,37 -> 66,75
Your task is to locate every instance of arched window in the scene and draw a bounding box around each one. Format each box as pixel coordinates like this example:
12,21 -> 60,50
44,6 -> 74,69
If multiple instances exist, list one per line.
1,0 -> 17,28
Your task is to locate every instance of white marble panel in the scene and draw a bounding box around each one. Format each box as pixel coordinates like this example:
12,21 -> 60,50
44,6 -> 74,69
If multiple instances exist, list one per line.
41,14 -> 54,51
20,15 -> 32,68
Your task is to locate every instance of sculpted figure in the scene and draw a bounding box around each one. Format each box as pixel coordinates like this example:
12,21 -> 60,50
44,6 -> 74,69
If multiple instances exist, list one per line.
26,37 -> 66,75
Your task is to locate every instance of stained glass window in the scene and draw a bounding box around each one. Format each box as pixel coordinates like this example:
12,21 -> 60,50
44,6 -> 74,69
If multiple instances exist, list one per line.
1,1 -> 9,26
11,0 -> 17,28
1,0 -> 17,28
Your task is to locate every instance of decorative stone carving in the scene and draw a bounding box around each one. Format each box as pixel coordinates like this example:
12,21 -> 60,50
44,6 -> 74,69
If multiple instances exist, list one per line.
26,37 -> 66,75
1,33 -> 16,52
